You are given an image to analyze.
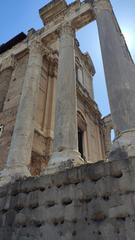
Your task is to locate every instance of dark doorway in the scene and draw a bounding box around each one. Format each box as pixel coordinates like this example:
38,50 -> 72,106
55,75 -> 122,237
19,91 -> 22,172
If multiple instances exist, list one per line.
78,127 -> 84,158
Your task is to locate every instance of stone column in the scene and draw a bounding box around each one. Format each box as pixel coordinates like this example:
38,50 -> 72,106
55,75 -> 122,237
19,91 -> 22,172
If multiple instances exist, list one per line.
93,0 -> 135,160
0,39 -> 43,185
45,23 -> 83,174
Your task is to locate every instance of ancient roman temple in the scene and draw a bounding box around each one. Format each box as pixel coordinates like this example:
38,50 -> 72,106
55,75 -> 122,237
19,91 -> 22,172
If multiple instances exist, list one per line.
0,1 -> 135,239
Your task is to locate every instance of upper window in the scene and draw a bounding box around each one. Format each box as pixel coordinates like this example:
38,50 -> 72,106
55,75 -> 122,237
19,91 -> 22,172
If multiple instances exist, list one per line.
76,64 -> 84,86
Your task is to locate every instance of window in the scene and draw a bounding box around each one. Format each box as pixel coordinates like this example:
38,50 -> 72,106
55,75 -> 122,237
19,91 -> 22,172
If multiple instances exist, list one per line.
75,64 -> 83,85
78,127 -> 84,158
77,111 -> 87,160
76,64 -> 79,82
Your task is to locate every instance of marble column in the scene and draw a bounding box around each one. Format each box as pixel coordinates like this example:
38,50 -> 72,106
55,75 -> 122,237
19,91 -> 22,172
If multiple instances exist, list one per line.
0,39 -> 43,184
93,0 -> 135,160
45,23 -> 83,174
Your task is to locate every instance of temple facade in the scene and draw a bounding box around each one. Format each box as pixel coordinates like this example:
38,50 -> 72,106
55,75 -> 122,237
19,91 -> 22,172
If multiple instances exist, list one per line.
0,0 -> 114,181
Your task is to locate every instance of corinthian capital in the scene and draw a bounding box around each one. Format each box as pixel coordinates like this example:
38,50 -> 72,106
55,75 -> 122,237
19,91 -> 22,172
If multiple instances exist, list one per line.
29,38 -> 51,58
29,39 -> 45,55
0,54 -> 16,72
59,23 -> 75,38
93,0 -> 112,14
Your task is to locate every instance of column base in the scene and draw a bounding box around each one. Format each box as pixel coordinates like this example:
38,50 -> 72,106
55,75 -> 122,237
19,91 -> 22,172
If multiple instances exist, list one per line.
43,149 -> 84,175
109,129 -> 135,161
0,166 -> 31,187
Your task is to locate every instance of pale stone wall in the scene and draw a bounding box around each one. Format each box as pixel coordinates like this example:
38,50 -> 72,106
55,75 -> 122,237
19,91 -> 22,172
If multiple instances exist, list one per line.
87,117 -> 103,161
29,35 -> 104,172
83,69 -> 94,99
77,90 -> 105,162
35,57 -> 49,129
0,158 -> 135,240
31,53 -> 58,175
75,48 -> 95,100
0,35 -> 104,176
0,41 -> 106,178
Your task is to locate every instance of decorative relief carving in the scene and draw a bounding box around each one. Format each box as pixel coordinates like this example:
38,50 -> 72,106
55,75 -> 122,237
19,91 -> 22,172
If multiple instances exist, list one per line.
48,51 -> 58,74
0,54 -> 15,72
53,13 -> 65,25
92,0 -> 112,14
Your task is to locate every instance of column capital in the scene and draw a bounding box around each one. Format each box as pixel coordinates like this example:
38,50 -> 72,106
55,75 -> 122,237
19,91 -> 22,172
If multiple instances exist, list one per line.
92,0 -> 112,15
0,54 -> 16,72
58,23 -> 75,38
28,39 -> 51,58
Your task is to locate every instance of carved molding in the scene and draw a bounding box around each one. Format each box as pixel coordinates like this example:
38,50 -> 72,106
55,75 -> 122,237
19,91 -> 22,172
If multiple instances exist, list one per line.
93,0 -> 112,15
0,54 -> 16,72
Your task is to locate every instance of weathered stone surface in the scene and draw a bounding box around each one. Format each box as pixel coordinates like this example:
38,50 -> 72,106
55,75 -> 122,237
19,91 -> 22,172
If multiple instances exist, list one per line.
0,0 -> 134,239
0,0 -> 106,184
94,0 -> 135,159
0,159 -> 135,239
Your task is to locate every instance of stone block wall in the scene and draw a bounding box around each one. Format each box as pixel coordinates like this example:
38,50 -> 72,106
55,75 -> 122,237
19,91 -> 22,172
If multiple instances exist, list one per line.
0,158 -> 135,239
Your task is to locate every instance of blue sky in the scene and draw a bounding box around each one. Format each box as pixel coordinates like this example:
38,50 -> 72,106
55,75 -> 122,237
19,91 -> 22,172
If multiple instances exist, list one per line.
0,0 -> 135,117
